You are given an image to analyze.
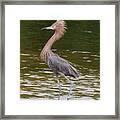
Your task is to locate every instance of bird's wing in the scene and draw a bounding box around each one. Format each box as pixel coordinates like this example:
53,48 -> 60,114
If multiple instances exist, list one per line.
47,54 -> 80,78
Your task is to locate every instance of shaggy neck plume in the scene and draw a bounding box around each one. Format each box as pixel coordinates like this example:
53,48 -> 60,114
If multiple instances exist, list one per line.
40,28 -> 65,62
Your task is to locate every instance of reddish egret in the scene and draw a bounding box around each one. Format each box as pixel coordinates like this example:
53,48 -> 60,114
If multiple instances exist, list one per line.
40,20 -> 80,100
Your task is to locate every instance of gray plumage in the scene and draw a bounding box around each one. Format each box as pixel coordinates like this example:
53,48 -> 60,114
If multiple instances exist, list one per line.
48,54 -> 80,79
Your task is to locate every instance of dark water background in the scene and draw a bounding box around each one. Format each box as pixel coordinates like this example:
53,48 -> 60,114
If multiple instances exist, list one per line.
20,20 -> 100,100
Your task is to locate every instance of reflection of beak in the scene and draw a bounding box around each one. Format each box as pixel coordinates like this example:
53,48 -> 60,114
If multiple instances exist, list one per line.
41,26 -> 53,30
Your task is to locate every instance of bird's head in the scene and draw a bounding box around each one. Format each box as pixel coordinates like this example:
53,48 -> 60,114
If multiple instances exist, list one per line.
41,20 -> 67,34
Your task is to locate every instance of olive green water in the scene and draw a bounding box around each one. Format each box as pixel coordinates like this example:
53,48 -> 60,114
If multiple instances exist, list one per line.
20,20 -> 100,100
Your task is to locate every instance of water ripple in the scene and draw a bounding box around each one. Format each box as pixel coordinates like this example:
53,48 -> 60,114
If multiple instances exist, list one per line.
20,51 -> 100,100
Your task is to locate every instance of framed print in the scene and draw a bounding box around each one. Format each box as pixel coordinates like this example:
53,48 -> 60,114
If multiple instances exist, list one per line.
0,0 -> 120,119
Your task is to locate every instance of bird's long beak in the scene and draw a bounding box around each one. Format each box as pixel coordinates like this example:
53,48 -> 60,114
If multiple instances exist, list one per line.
41,26 -> 53,30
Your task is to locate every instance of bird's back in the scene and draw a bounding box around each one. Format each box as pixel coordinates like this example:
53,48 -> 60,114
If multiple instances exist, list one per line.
47,54 -> 80,79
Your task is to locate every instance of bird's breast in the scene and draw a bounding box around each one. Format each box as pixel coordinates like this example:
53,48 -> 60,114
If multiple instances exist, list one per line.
40,50 -> 53,63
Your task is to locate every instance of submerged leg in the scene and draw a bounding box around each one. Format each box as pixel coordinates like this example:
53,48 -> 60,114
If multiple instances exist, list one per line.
57,78 -> 61,100
54,75 -> 61,100
67,80 -> 73,100
60,73 -> 73,100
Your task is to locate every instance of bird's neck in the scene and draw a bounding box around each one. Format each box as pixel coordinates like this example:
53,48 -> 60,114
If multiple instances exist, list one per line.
43,32 -> 63,51
40,31 -> 64,62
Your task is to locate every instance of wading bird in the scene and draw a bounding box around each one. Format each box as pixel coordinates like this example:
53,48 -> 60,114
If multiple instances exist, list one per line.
40,20 -> 80,100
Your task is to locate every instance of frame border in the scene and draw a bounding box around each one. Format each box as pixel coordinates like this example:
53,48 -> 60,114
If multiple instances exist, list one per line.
0,0 -> 119,119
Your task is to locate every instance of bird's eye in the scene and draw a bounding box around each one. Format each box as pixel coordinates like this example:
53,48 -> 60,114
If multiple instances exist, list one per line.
52,26 -> 56,29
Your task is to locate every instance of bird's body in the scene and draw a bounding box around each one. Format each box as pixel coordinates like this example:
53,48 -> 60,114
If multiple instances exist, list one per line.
48,54 -> 80,78
40,20 -> 80,99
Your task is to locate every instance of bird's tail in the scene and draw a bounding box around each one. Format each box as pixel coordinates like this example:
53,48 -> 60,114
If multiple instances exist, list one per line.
69,64 -> 80,79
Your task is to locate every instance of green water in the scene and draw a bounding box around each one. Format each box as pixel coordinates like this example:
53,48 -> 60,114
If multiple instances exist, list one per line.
20,20 -> 100,100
